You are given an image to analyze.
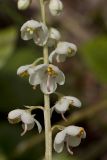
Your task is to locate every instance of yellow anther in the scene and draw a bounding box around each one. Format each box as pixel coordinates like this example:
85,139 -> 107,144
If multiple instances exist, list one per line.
27,27 -> 34,35
68,47 -> 72,53
77,128 -> 84,137
47,67 -> 57,77
20,71 -> 29,77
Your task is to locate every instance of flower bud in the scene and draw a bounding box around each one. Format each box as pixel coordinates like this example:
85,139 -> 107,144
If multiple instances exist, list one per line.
49,0 -> 63,16
47,27 -> 61,47
17,0 -> 31,10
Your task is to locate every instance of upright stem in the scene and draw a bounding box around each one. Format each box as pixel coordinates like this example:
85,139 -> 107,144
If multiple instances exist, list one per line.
39,0 -> 52,160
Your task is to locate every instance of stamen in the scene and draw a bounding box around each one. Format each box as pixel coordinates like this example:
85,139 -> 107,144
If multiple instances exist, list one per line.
27,27 -> 34,35
47,66 -> 57,77
61,113 -> 67,121
77,128 -> 84,137
66,142 -> 73,155
20,71 -> 29,77
21,124 -> 27,136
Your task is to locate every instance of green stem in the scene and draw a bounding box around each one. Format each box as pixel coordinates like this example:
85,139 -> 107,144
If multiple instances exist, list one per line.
39,0 -> 52,160
33,57 -> 44,65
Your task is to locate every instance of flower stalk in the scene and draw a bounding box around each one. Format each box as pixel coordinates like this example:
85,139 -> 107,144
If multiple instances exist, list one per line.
39,0 -> 52,159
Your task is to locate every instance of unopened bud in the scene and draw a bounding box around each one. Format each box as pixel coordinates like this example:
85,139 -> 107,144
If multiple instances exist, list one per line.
17,0 -> 31,10
49,0 -> 63,16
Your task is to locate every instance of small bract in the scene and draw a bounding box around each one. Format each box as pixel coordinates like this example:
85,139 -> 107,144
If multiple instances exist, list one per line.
54,125 -> 86,155
8,109 -> 42,136
49,42 -> 77,63
17,0 -> 31,10
29,64 -> 65,94
49,0 -> 63,16
47,28 -> 61,47
21,20 -> 48,46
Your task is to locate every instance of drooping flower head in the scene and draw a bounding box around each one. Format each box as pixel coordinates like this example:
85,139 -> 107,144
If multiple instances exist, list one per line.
17,0 -> 32,10
29,64 -> 65,94
47,27 -> 61,47
49,42 -> 77,63
49,0 -> 63,16
21,20 -> 48,46
54,125 -> 86,155
53,96 -> 81,121
8,109 -> 42,136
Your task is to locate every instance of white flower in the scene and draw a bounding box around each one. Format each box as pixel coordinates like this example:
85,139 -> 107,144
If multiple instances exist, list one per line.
49,0 -> 63,16
53,96 -> 81,121
17,0 -> 31,10
49,42 -> 77,63
17,64 -> 36,77
47,28 -> 61,47
29,64 -> 65,94
8,109 -> 42,136
54,125 -> 86,155
21,20 -> 48,46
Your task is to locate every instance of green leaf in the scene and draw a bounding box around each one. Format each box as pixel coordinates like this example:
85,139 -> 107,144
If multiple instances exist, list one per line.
80,36 -> 107,83
0,27 -> 17,69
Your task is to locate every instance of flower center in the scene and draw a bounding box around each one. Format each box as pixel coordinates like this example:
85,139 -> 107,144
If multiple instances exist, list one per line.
77,128 -> 84,137
20,71 -> 29,77
47,67 -> 57,77
67,47 -> 72,56
27,27 -> 34,35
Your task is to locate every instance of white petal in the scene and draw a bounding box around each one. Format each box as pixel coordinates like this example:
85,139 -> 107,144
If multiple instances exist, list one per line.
47,28 -> 61,47
17,64 -> 31,75
21,111 -> 34,124
26,122 -> 35,130
49,28 -> 61,40
34,119 -> 42,133
67,136 -> 81,147
29,64 -> 47,86
82,130 -> 86,139
49,0 -> 63,16
21,20 -> 41,32
8,109 -> 24,123
49,64 -> 65,85
49,50 -> 57,63
40,77 -> 57,94
56,54 -> 66,63
64,96 -> 81,107
56,70 -> 65,85
18,0 -> 31,10
33,23 -> 48,46
21,30 -> 33,40
21,123 -> 28,136
54,98 -> 69,113
21,20 -> 41,41
54,130 -> 65,153
56,42 -> 77,56
64,126 -> 83,137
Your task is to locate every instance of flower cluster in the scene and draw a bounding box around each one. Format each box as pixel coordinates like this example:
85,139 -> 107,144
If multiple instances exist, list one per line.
8,0 -> 86,157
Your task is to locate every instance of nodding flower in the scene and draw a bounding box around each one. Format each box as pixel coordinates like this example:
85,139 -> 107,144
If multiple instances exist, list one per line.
17,0 -> 32,10
54,125 -> 86,155
52,96 -> 81,121
29,64 -> 65,94
21,20 -> 48,46
49,42 -> 77,63
8,109 -> 42,136
49,0 -> 63,16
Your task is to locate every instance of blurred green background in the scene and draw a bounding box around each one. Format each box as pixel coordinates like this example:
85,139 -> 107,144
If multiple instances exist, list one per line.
0,0 -> 107,159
